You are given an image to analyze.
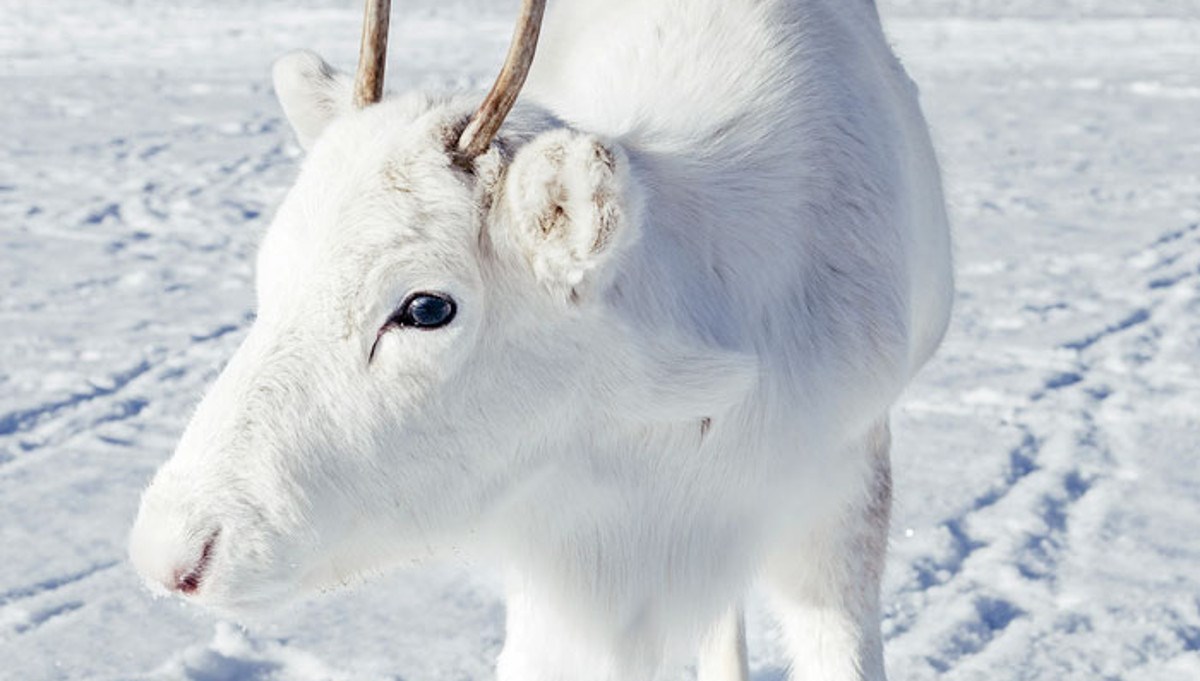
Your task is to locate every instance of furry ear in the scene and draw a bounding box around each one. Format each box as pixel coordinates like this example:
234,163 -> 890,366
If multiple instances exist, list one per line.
498,129 -> 642,302
272,50 -> 354,151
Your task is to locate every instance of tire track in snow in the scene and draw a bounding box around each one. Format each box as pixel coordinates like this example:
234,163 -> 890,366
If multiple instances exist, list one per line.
0,324 -> 250,470
5,601 -> 86,638
0,560 -> 120,607
0,359 -> 155,444
0,561 -> 120,640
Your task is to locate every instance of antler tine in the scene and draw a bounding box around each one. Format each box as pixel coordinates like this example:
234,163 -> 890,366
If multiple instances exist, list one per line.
353,0 -> 392,108
456,0 -> 547,162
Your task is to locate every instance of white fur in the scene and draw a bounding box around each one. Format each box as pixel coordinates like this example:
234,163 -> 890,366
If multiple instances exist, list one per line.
129,1 -> 952,679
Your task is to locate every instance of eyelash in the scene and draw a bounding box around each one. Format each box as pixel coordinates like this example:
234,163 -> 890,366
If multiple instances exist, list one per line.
368,292 -> 457,363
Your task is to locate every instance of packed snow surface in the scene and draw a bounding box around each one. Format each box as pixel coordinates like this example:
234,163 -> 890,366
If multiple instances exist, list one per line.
2,1 -> 1198,679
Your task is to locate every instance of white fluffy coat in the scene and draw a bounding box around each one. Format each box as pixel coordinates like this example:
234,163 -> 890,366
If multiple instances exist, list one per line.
129,1 -> 953,679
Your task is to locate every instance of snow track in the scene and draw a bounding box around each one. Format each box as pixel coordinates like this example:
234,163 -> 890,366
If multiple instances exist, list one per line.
872,15 -> 1200,680
884,220 -> 1200,680
2,2 -> 1198,679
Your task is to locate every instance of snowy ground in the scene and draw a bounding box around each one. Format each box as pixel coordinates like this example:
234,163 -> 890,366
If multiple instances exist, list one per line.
2,1 -> 1199,679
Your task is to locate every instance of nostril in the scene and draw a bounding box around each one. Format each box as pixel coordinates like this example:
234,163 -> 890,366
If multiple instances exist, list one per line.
174,530 -> 219,595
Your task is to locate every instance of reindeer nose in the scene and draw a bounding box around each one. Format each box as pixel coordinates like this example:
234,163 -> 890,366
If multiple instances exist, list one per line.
129,484 -> 223,597
130,519 -> 222,597
129,518 -> 222,597
173,530 -> 219,595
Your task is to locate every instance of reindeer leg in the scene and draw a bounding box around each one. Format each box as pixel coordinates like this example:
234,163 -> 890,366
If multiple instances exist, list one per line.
698,604 -> 750,681
764,420 -> 892,681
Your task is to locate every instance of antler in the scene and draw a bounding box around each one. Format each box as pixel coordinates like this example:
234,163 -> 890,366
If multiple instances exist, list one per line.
350,0 -> 545,159
353,0 -> 392,108
455,0 -> 547,162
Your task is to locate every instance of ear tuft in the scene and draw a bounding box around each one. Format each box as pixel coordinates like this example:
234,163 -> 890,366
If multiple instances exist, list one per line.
273,50 -> 353,151
500,129 -> 641,302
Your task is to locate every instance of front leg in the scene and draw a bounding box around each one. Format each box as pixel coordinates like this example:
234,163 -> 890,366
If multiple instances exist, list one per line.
495,587 -> 563,681
497,576 -> 665,681
763,420 -> 893,681
697,604 -> 750,681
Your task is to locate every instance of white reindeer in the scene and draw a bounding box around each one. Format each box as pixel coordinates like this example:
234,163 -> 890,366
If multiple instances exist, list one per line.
129,0 -> 952,679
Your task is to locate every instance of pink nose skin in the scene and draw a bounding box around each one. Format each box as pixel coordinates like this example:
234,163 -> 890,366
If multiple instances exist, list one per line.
173,531 -> 219,595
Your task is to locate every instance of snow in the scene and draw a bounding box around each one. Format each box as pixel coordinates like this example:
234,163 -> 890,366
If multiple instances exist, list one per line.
2,1 -> 1199,679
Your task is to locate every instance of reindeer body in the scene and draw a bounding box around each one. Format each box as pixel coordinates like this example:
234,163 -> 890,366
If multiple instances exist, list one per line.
129,1 -> 952,680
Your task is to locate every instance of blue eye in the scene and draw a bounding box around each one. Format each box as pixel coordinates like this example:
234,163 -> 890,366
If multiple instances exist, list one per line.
394,293 -> 456,329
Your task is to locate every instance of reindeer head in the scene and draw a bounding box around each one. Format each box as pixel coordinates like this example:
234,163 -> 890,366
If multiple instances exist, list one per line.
128,0 -> 753,616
